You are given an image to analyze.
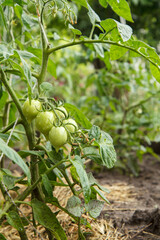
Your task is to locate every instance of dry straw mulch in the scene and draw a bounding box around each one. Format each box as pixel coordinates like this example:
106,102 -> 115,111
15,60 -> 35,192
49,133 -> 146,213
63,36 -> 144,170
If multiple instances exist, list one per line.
0,173 -> 134,240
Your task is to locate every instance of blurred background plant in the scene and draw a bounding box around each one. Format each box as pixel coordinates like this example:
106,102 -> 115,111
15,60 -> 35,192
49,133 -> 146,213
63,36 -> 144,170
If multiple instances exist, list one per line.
0,0 -> 160,176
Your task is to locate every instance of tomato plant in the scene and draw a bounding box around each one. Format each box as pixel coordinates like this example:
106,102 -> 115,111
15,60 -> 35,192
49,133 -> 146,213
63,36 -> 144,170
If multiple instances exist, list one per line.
0,0 -> 160,239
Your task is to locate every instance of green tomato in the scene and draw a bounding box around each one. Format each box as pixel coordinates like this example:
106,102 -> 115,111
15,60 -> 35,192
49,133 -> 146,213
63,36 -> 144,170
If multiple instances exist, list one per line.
22,99 -> 41,123
55,106 -> 68,119
63,118 -> 78,133
49,126 -> 67,152
35,111 -> 55,137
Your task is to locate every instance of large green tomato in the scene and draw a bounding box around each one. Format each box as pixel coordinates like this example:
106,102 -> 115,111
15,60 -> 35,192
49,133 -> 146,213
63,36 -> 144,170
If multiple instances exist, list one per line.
49,126 -> 67,152
22,99 -> 41,123
55,106 -> 68,119
63,118 -> 78,133
35,111 -> 55,138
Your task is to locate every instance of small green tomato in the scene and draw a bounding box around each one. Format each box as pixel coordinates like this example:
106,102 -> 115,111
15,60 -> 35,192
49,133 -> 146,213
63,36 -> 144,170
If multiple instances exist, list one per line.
55,106 -> 68,119
35,111 -> 55,137
22,99 -> 41,123
49,126 -> 68,152
63,118 -> 78,133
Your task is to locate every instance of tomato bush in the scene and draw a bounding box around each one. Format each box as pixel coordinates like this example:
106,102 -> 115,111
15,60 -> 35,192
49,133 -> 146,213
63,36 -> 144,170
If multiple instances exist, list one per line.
0,0 -> 160,239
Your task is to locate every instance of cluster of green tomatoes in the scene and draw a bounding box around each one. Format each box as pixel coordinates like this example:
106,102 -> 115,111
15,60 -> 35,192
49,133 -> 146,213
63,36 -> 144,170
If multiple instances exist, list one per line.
22,99 -> 78,152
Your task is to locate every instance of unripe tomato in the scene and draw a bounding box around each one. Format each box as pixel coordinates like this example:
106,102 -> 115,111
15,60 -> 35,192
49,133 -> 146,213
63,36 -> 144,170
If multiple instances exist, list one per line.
35,111 -> 55,137
49,126 -> 67,152
63,118 -> 78,133
55,106 -> 68,119
22,99 -> 41,123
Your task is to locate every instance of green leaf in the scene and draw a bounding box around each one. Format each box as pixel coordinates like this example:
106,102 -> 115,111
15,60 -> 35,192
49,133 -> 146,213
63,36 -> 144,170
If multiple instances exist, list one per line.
83,147 -> 102,164
69,24 -> 82,36
70,156 -> 91,203
86,200 -> 104,218
21,11 -> 38,30
150,63 -> 160,83
106,0 -> 133,22
3,174 -> 21,190
6,211 -> 25,232
40,82 -> 54,95
93,35 -> 104,58
88,125 -> 101,141
87,3 -> 101,25
0,233 -> 7,240
0,138 -> 31,183
14,4 -> 23,21
71,0 -> 88,8
88,172 -> 110,194
0,5 -> 7,29
99,131 -> 117,168
66,196 -> 82,217
110,44 -> 128,60
32,199 -> 67,240
0,91 -> 8,110
101,19 -> 132,42
91,186 -> 110,203
16,51 -> 32,87
103,51 -> 112,70
42,174 -> 53,199
99,0 -> 108,8
64,103 -> 92,129
18,150 -> 45,158
0,81 -> 2,99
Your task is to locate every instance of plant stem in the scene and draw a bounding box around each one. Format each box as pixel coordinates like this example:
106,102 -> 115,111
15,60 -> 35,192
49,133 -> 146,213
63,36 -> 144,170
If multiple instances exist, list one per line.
48,39 -> 159,70
1,119 -> 23,133
0,159 -> 66,219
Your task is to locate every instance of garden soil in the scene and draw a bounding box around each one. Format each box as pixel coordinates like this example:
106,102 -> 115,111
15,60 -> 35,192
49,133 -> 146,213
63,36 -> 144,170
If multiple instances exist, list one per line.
0,154 -> 160,240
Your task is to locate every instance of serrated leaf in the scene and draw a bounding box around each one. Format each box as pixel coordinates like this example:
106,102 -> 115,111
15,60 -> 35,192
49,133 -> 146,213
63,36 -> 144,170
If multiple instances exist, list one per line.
86,200 -> 104,218
3,174 -> 21,190
64,103 -> 92,129
150,63 -> 160,83
110,44 -> 128,60
99,131 -> 117,168
87,3 -> 101,25
101,19 -> 132,42
0,138 -> 31,183
106,0 -> 133,22
70,156 -> 91,203
88,125 -> 101,141
66,196 -> 82,217
32,199 -> 67,240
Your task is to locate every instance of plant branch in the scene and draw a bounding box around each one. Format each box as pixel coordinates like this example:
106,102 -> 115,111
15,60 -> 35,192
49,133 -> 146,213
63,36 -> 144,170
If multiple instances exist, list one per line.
0,159 -> 67,219
1,119 -> 23,133
48,39 -> 159,70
